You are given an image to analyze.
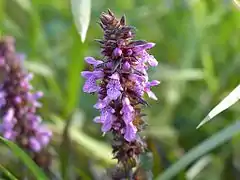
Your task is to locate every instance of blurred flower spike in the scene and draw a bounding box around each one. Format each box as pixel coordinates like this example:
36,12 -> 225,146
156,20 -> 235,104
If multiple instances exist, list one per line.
0,36 -> 52,154
81,10 -> 159,178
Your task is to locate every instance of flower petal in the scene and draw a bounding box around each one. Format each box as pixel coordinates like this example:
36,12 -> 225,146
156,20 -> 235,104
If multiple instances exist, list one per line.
84,57 -> 103,66
81,70 -> 104,79
83,76 -> 99,93
94,97 -> 111,109
148,55 -> 158,66
124,122 -> 137,142
147,90 -> 158,100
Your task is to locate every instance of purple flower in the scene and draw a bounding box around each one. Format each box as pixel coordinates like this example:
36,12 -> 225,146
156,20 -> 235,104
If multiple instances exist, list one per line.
113,48 -> 122,57
81,70 -> 104,93
94,106 -> 117,132
145,80 -> 160,100
124,122 -> 137,142
29,137 -> 41,152
81,10 -> 160,175
106,73 -> 123,100
0,36 -> 52,154
85,57 -> 103,67
121,97 -> 134,124
122,61 -> 131,71
94,97 -> 111,109
132,42 -> 155,53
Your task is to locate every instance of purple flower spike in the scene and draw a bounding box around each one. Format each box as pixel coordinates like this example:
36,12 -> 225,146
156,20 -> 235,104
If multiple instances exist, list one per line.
81,10 -> 160,176
0,37 -> 52,155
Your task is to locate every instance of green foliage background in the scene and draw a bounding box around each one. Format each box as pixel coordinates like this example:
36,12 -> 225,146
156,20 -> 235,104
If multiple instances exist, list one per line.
0,0 -> 239,179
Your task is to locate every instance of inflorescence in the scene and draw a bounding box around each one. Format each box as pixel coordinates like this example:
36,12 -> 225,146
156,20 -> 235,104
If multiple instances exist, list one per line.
81,10 -> 160,178
0,36 -> 52,155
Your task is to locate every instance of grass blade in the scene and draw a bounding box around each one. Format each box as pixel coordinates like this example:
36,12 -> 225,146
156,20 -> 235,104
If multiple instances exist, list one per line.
71,0 -> 91,42
197,84 -> 240,128
0,136 -> 48,180
0,164 -> 18,180
156,120 -> 240,180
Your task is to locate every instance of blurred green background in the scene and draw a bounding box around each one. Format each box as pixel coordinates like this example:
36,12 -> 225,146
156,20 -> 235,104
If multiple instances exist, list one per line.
0,0 -> 240,179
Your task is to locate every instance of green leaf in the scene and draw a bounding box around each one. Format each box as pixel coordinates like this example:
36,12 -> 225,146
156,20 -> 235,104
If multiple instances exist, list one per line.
0,136 -> 48,180
64,29 -> 86,117
153,67 -> 204,81
71,0 -> 91,42
197,84 -> 240,129
24,61 -> 53,77
12,0 -> 31,12
59,113 -> 74,180
49,115 -> 115,165
0,164 -> 18,180
156,120 -> 240,180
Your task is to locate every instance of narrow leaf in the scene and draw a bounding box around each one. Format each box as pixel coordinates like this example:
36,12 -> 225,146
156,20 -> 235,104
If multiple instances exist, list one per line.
71,0 -> 91,42
49,116 -> 115,164
0,136 -> 48,180
24,61 -> 53,77
197,84 -> 240,128
0,164 -> 18,180
156,120 -> 240,180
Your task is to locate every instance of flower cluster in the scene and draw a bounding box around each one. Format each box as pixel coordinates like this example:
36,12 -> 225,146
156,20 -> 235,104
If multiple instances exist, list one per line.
81,10 -> 159,178
0,36 -> 52,153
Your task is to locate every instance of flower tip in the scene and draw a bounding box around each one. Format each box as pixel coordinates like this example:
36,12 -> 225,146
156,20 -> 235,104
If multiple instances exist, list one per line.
113,48 -> 122,57
152,80 -> 161,86
148,42 -> 156,48
84,56 -> 94,63
93,116 -> 101,123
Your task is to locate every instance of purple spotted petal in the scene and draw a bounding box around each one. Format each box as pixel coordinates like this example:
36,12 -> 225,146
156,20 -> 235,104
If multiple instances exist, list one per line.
124,122 -> 137,142
83,76 -> 99,93
106,77 -> 122,100
109,72 -> 120,80
100,106 -> 116,132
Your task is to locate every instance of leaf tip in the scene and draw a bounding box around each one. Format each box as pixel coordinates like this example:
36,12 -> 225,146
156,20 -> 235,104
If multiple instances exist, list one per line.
196,116 -> 211,129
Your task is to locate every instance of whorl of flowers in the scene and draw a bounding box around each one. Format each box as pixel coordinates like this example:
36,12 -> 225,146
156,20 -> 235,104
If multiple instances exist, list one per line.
81,10 -> 159,178
0,36 -> 52,154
